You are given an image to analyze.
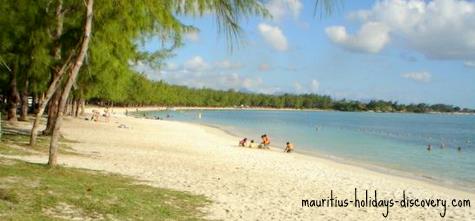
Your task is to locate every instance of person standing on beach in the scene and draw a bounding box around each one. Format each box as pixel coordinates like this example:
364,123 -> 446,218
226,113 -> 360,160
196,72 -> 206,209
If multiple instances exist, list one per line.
104,107 -> 110,122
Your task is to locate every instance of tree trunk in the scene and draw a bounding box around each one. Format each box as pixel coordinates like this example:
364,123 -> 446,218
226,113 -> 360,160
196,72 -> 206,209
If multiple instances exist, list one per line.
43,89 -> 61,135
70,98 -> 74,116
7,65 -> 20,122
48,0 -> 93,167
29,73 -> 66,146
32,95 -> 38,113
74,99 -> 80,117
30,0 -> 67,146
79,99 -> 85,115
67,97 -> 73,116
19,78 -> 29,121
63,97 -> 69,115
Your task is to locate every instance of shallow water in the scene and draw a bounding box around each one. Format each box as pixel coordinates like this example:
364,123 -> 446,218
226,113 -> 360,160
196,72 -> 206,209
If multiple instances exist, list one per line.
142,109 -> 475,191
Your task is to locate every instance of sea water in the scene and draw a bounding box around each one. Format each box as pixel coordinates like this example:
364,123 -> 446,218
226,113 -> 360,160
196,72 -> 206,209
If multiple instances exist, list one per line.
143,109 -> 475,191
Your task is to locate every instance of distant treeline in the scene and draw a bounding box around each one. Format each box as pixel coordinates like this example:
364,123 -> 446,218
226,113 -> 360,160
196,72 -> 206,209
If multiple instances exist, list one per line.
1,69 -> 472,114
87,74 -> 474,114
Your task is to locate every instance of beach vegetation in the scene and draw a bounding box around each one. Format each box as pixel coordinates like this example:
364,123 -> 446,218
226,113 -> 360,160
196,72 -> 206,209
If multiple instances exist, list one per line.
0,158 -> 209,220
85,80 -> 471,114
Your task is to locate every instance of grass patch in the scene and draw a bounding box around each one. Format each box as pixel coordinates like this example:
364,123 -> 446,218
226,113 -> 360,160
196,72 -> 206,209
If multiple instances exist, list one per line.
0,158 -> 209,220
0,125 -> 78,156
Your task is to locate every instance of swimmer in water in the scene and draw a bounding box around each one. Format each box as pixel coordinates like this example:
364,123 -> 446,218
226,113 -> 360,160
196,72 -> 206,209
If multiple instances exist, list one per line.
427,144 -> 432,151
457,146 -> 462,152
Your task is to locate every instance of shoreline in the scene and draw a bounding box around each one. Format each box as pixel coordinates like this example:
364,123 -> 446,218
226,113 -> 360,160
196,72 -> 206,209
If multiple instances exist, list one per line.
205,120 -> 475,193
131,107 -> 475,194
182,121 -> 475,194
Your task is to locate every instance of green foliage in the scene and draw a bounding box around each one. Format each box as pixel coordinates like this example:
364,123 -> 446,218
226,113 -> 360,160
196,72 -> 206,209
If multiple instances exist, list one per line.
87,75 -> 472,113
0,0 -> 53,94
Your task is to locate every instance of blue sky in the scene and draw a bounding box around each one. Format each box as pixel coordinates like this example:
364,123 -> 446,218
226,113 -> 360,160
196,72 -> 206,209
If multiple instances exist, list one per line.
140,0 -> 475,108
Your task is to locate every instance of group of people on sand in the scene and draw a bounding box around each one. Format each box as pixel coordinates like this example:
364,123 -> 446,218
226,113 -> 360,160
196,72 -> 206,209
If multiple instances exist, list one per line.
90,108 -> 111,122
239,134 -> 294,153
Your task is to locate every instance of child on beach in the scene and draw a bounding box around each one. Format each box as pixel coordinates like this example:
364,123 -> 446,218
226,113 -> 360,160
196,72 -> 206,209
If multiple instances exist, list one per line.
239,138 -> 248,147
284,142 -> 294,153
258,134 -> 270,149
249,140 -> 257,148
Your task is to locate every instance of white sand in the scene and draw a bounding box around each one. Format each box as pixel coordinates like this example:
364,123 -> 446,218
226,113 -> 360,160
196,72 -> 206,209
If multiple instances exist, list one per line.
7,109 -> 475,220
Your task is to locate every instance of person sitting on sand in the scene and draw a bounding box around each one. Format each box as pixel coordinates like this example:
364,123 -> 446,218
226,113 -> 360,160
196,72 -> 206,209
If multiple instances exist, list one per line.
249,140 -> 257,148
239,138 -> 248,147
258,134 -> 270,149
284,142 -> 294,153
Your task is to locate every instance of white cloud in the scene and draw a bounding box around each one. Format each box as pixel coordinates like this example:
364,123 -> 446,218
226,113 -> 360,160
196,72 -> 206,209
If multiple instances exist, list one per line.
181,57 -> 244,72
163,70 -> 264,92
185,31 -> 199,42
326,0 -> 475,60
288,0 -> 303,18
258,23 -> 288,51
265,0 -> 303,21
464,61 -> 475,68
294,80 -> 320,94
401,71 -> 432,83
325,22 -> 390,53
184,56 -> 208,72
165,62 -> 178,71
152,56 -> 271,93
215,60 -> 243,70
293,82 -> 303,92
310,80 -> 320,93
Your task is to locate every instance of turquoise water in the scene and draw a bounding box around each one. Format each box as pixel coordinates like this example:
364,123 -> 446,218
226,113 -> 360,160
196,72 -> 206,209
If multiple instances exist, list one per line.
143,110 -> 475,191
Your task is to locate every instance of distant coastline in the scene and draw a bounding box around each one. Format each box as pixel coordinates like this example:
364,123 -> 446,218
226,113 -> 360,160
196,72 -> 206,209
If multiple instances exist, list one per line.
91,105 -> 475,116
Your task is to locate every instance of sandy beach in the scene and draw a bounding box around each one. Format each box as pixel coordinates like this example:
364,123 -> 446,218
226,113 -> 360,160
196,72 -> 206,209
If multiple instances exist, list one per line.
6,108 -> 475,220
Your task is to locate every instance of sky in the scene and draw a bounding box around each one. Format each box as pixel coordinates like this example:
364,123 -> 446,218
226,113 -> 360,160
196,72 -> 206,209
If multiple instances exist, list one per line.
139,0 -> 475,108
